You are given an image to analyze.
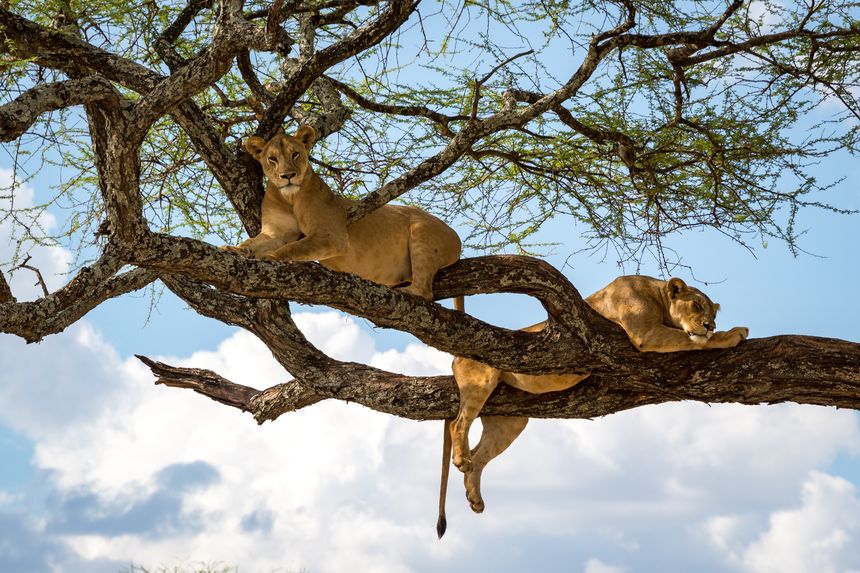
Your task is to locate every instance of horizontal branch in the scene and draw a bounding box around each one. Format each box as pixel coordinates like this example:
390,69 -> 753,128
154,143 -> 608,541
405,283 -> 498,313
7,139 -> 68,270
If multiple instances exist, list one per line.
139,333 -> 860,424
129,233 -> 633,374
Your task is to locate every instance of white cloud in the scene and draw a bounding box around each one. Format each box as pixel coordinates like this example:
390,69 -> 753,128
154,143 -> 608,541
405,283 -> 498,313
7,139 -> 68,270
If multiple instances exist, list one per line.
0,313 -> 463,572
584,557 -> 626,573
470,401 -> 860,540
0,168 -> 72,300
370,343 -> 453,376
740,471 -> 860,573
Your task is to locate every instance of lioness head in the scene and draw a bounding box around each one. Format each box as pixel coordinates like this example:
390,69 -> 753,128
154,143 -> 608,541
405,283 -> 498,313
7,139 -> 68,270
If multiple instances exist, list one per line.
243,125 -> 317,190
666,277 -> 720,344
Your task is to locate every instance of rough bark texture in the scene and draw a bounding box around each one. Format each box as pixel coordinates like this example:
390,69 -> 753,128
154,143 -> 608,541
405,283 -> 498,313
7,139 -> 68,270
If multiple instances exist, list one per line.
139,333 -> 860,424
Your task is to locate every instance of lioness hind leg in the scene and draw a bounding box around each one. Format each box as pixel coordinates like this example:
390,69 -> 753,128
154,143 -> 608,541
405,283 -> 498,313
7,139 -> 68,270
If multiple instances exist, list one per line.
451,358 -> 502,473
401,219 -> 458,300
464,416 -> 528,513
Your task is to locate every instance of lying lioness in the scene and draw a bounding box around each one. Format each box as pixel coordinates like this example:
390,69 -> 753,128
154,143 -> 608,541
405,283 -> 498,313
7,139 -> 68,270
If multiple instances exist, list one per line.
222,125 -> 462,300
437,275 -> 749,536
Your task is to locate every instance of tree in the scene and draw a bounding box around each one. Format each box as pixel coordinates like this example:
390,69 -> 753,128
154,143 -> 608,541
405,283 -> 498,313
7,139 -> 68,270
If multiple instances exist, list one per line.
1,0 -> 860,428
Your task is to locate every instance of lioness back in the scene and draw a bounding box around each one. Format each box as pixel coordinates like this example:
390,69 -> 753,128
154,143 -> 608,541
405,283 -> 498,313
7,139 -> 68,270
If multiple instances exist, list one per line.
326,198 -> 461,288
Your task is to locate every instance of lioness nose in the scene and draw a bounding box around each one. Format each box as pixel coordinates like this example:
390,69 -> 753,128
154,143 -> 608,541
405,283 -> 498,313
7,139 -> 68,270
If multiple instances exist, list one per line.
704,321 -> 714,330
281,172 -> 296,180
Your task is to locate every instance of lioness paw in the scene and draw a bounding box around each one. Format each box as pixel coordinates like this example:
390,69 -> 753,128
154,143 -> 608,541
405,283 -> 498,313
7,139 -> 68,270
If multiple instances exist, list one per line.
464,482 -> 485,514
219,245 -> 252,257
732,326 -> 749,340
261,251 -> 285,262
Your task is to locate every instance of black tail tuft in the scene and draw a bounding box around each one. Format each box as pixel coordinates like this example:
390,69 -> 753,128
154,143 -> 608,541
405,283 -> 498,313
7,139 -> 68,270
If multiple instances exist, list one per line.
436,515 -> 447,539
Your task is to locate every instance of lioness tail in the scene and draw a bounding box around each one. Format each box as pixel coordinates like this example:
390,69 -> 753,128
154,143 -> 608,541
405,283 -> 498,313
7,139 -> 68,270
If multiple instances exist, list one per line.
437,419 -> 452,538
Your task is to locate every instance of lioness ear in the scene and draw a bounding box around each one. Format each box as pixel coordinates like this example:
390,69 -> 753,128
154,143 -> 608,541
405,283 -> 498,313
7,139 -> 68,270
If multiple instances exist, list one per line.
243,136 -> 267,160
713,303 -> 721,313
294,125 -> 316,150
667,277 -> 687,299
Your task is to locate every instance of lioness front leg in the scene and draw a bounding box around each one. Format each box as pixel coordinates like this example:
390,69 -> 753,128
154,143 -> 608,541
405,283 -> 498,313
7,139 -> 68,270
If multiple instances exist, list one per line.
220,233 -> 289,258
705,326 -> 749,349
263,232 -> 348,262
450,358 -> 502,473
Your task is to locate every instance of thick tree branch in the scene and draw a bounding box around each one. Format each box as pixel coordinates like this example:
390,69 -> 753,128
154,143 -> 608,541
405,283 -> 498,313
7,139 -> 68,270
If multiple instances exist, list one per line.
85,101 -> 146,243
0,76 -> 125,141
129,233 -> 631,374
0,247 -> 157,342
139,333 -> 860,424
138,355 -> 264,411
156,274 -> 457,420
0,8 -> 162,91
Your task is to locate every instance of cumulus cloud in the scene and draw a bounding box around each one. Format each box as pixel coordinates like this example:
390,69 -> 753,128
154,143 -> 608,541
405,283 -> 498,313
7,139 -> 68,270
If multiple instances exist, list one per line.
0,312 -> 461,572
740,471 -> 860,573
584,558 -> 627,573
1,308 -> 860,572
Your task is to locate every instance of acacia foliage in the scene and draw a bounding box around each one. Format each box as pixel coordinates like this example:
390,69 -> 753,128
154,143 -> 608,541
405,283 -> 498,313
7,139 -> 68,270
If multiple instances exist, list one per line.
2,0 -> 859,263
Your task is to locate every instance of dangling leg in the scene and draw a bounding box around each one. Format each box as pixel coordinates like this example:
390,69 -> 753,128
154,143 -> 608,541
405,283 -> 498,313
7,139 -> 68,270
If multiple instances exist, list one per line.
463,416 -> 529,513
450,357 -> 501,473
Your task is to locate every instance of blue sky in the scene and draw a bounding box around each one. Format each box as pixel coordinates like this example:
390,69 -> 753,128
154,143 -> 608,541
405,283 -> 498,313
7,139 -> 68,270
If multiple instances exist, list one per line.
3,3 -> 860,571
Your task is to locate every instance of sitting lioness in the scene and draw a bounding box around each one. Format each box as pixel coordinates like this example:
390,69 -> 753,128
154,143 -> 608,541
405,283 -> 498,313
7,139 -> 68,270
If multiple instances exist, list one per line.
222,125 -> 462,300
436,275 -> 748,536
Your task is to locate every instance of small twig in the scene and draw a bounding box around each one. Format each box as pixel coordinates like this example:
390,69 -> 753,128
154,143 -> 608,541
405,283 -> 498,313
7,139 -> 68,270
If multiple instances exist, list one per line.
477,49 -> 534,87
471,49 -> 534,120
14,254 -> 49,297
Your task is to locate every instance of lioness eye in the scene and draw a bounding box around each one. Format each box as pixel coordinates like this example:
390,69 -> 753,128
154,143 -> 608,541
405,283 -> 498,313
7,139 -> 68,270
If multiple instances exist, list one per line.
292,151 -> 300,160
693,302 -> 703,312
268,155 -> 277,163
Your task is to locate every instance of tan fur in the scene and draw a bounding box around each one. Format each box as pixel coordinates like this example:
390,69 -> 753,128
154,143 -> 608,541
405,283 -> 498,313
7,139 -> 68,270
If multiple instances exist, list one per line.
438,275 -> 748,530
221,126 -> 462,299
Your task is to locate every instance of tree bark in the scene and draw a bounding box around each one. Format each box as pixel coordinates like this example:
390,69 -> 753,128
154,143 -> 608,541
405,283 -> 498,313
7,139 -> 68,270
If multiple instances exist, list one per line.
140,332 -> 860,424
